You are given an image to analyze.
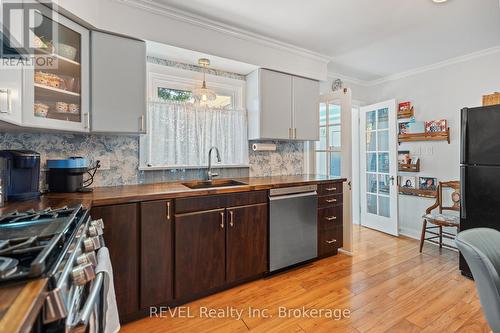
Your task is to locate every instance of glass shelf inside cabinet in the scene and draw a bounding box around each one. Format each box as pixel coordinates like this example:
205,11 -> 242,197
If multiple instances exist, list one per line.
33,10 -> 82,123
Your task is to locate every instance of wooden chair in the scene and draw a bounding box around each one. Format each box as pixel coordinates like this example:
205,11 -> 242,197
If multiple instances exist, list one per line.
419,181 -> 460,252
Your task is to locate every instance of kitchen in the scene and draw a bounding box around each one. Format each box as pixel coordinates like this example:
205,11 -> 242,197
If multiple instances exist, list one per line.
1,1 -> 500,333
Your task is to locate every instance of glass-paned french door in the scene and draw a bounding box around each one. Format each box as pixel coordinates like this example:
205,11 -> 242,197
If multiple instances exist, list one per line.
315,102 -> 341,176
360,99 -> 398,236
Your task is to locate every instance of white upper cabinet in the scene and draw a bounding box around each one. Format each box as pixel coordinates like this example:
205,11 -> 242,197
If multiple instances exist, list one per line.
22,4 -> 90,132
0,68 -> 23,126
247,68 -> 319,140
90,31 -> 146,134
292,76 -> 320,141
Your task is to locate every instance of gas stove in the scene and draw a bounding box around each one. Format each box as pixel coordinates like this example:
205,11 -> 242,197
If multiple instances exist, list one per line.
0,205 -> 85,282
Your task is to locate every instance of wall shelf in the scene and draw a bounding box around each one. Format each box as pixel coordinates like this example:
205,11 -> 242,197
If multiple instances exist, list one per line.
398,187 -> 437,198
398,127 -> 450,144
399,159 -> 420,172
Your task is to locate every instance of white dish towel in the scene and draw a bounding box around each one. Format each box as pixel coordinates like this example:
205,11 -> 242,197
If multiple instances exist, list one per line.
96,247 -> 120,333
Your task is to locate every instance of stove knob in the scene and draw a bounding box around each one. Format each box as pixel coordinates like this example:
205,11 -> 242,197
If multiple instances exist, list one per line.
71,263 -> 95,286
76,252 -> 97,266
83,236 -> 101,253
87,224 -> 103,237
90,219 -> 104,229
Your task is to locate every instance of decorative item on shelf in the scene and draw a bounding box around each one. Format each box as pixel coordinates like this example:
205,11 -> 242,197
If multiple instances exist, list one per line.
56,102 -> 69,113
34,102 -> 49,117
398,187 -> 438,198
425,119 -> 447,133
398,150 -> 411,164
398,101 -> 414,119
35,71 -> 65,90
192,58 -> 216,104
68,103 -> 80,114
58,43 -> 77,61
419,177 -> 438,191
399,176 -> 417,189
483,92 -> 500,106
399,121 -> 425,134
33,35 -> 54,53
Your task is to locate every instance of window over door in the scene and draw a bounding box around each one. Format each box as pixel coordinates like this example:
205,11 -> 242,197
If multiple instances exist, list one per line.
315,103 -> 341,176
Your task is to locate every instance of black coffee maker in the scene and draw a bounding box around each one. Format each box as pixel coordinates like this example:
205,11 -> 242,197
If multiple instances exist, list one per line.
0,150 -> 41,201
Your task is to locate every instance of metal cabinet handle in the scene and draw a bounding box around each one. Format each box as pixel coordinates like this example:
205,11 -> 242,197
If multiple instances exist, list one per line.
166,201 -> 171,220
326,198 -> 337,203
326,239 -> 337,244
83,113 -> 89,129
293,128 -> 297,139
0,89 -> 11,114
220,212 -> 224,229
288,128 -> 292,139
140,115 -> 145,132
325,216 -> 337,221
229,211 -> 234,227
325,187 -> 337,191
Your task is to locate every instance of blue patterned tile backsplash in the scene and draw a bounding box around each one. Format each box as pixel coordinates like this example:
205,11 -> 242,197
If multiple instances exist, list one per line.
0,132 -> 304,189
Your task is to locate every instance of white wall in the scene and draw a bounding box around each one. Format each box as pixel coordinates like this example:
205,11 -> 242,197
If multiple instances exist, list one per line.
53,0 -> 328,80
359,50 -> 500,239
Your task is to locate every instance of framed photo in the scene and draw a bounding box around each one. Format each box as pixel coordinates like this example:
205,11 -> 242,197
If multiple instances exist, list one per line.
400,176 -> 416,189
425,120 -> 447,133
398,150 -> 411,164
399,122 -> 410,134
419,177 -> 437,190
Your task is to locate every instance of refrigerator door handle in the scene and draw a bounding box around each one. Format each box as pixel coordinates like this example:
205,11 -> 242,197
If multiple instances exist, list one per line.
460,108 -> 468,165
460,167 -> 466,219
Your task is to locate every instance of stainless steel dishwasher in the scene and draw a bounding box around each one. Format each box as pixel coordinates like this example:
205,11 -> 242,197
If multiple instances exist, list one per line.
269,185 -> 318,272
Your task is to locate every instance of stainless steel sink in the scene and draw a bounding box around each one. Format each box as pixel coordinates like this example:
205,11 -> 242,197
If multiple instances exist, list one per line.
182,179 -> 247,189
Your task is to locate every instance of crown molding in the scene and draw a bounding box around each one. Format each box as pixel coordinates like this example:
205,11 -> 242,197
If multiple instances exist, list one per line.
327,71 -> 370,86
113,0 -> 332,64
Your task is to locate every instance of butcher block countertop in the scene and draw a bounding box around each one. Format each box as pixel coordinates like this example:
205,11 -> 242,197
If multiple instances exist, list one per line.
0,175 -> 345,332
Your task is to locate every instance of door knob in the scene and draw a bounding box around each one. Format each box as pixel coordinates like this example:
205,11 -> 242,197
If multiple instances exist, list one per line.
390,176 -> 395,186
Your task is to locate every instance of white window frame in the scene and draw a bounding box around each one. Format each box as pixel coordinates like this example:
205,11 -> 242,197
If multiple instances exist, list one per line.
139,63 -> 247,170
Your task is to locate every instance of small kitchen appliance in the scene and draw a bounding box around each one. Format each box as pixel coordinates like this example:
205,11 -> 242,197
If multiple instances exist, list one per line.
47,157 -> 100,193
0,150 -> 41,201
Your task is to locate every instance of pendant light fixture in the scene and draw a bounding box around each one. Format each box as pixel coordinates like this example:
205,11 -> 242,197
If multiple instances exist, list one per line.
193,58 -> 216,104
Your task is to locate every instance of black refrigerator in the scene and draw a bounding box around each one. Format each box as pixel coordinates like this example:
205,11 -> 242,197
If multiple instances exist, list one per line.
460,104 -> 500,278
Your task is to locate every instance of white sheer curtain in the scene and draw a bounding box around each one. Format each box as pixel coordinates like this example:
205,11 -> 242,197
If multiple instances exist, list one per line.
141,101 -> 249,167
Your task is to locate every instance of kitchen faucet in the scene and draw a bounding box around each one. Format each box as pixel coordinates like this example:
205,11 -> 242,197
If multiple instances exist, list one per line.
207,146 -> 221,181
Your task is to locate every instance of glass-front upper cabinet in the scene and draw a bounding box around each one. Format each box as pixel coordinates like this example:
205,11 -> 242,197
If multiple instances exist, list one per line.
22,4 -> 89,132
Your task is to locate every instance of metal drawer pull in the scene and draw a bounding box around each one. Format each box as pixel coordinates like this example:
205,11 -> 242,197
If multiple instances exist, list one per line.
166,201 -> 171,220
229,211 -> 234,227
220,212 -> 225,229
326,198 -> 337,203
325,187 -> 337,191
326,239 -> 337,244
325,216 -> 337,221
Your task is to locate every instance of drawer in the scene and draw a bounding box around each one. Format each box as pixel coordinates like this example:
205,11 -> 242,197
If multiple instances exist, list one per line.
318,194 -> 343,208
175,191 -> 267,213
318,182 -> 343,196
318,206 -> 343,230
318,226 -> 343,257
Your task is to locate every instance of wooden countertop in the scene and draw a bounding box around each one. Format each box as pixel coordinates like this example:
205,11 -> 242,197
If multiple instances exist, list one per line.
0,174 -> 345,332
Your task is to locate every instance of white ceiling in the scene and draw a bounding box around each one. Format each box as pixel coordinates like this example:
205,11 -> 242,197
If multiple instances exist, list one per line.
153,0 -> 500,81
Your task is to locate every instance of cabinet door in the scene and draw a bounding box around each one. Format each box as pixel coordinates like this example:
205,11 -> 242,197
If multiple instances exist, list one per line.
22,4 -> 90,132
0,68 -> 22,125
292,76 -> 319,140
140,200 -> 173,308
175,209 -> 226,299
91,31 -> 146,134
260,69 -> 292,140
226,203 -> 268,283
91,203 -> 139,318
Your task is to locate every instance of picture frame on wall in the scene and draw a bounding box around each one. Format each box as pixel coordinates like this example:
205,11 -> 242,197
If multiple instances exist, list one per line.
400,176 -> 416,189
425,120 -> 447,133
419,177 -> 438,191
398,150 -> 411,164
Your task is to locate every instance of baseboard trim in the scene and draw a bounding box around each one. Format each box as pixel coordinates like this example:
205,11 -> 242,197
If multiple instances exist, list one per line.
338,248 -> 353,256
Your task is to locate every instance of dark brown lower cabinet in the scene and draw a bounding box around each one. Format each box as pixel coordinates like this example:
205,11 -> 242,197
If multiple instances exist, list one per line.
140,200 -> 173,309
226,203 -> 268,283
175,209 -> 226,300
91,203 -> 139,318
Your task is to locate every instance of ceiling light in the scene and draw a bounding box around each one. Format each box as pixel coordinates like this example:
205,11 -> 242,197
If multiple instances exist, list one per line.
193,58 -> 216,104
432,0 -> 448,3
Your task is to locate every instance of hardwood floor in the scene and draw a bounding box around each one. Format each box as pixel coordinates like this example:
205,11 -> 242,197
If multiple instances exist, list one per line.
121,225 -> 490,333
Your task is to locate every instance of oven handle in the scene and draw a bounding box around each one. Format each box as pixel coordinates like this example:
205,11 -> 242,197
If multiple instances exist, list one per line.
67,272 -> 105,333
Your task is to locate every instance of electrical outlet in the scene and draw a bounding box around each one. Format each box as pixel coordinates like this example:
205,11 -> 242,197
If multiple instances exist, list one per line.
99,157 -> 111,170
